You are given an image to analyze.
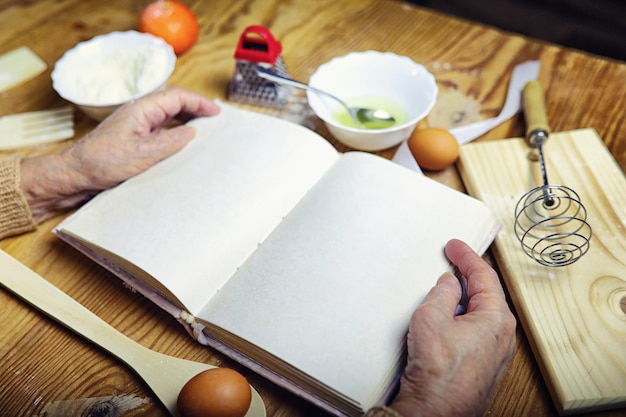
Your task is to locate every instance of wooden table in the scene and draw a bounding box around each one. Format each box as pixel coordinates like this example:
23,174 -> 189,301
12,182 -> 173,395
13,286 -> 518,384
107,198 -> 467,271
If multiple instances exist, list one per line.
1,1 -> 624,416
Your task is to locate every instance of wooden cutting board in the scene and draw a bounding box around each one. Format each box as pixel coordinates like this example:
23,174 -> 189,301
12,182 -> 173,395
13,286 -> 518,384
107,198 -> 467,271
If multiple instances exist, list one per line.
457,128 -> 626,415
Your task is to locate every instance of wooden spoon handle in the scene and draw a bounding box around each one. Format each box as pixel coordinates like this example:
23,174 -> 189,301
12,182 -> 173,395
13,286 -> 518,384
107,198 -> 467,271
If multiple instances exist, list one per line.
0,250 -> 146,357
0,250 -> 266,417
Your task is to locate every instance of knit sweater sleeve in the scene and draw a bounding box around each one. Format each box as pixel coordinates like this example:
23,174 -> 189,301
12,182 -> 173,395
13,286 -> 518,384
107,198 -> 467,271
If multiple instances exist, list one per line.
0,156 -> 36,239
363,406 -> 405,417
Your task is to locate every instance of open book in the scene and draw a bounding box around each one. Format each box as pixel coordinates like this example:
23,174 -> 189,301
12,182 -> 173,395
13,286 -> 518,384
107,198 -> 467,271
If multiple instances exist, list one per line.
54,103 -> 499,417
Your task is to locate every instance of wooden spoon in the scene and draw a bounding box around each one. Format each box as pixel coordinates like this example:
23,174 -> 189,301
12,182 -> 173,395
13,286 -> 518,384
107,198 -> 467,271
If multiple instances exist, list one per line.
0,250 -> 266,417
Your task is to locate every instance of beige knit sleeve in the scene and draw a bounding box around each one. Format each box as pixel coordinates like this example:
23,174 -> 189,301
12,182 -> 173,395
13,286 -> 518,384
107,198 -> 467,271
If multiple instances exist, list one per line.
0,156 -> 36,239
363,406 -> 405,417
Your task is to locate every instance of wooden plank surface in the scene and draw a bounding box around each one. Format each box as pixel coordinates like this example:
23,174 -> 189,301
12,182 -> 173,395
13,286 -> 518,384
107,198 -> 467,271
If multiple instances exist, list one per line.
458,128 -> 626,414
2,0 -> 626,416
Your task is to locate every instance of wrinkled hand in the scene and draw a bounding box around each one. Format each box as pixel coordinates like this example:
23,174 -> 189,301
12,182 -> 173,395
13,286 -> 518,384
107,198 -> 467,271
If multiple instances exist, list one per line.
63,86 -> 220,190
21,87 -> 220,222
389,239 -> 516,417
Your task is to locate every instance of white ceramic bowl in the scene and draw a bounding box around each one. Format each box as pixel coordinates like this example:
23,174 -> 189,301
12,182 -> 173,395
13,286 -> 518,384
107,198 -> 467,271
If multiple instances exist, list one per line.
307,51 -> 438,151
52,30 -> 176,121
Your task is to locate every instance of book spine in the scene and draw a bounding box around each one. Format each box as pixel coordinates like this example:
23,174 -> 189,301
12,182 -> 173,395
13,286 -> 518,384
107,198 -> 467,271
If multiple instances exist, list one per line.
53,230 -> 361,416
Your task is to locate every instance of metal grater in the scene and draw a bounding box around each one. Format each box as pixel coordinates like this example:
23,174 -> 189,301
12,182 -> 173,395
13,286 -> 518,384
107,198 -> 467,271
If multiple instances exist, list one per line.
228,25 -> 293,109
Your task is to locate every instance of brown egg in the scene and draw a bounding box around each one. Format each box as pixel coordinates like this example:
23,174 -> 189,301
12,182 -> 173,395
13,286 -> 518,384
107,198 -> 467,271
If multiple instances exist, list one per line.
177,368 -> 252,417
407,127 -> 460,171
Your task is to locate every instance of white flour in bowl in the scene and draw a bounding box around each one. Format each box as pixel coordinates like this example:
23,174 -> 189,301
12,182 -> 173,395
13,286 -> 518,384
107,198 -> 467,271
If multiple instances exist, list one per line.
68,45 -> 170,104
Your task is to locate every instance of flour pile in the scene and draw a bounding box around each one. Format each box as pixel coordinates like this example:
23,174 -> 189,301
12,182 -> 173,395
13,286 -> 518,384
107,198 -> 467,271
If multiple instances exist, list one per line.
67,45 -> 170,104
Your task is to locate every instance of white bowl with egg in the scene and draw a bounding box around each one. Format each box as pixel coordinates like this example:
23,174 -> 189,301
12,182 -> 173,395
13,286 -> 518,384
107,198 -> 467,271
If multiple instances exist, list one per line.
52,30 -> 176,121
307,51 -> 438,151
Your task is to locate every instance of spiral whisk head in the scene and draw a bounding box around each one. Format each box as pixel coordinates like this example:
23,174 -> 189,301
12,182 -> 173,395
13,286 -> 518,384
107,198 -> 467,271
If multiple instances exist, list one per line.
514,185 -> 592,267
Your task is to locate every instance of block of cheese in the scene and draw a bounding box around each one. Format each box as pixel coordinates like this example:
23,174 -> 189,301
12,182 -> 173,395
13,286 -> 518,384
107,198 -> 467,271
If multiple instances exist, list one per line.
0,46 -> 47,92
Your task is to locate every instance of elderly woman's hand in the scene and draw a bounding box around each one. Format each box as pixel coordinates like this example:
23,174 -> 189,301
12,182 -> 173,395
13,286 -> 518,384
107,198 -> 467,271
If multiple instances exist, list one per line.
389,239 -> 517,417
20,87 -> 220,223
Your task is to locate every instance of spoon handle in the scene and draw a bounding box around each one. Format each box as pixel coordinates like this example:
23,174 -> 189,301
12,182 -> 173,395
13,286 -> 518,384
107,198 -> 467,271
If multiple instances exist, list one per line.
0,250 -> 148,363
255,65 -> 311,91
255,65 -> 354,115
0,249 -> 266,417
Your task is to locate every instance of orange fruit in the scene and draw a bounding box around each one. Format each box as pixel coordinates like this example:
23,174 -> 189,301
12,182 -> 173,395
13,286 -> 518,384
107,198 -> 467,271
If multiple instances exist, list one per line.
407,127 -> 460,171
139,0 -> 199,55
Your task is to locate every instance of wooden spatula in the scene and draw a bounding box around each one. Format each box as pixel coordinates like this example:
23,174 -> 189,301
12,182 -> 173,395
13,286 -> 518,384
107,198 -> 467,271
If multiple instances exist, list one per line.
0,249 -> 266,417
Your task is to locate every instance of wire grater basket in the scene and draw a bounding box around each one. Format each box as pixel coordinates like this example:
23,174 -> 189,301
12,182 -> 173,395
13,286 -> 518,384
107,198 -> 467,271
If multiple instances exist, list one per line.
228,25 -> 293,109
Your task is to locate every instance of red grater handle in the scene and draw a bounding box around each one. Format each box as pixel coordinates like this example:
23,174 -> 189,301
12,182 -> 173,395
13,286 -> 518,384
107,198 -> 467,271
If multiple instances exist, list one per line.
234,25 -> 283,64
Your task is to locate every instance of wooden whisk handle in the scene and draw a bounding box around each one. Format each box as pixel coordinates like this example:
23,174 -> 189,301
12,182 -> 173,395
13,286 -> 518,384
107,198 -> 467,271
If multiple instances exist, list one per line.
522,80 -> 551,147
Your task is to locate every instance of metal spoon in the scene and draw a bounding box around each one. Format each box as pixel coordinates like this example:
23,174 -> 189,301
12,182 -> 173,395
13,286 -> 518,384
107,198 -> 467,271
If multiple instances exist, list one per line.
255,65 -> 396,128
